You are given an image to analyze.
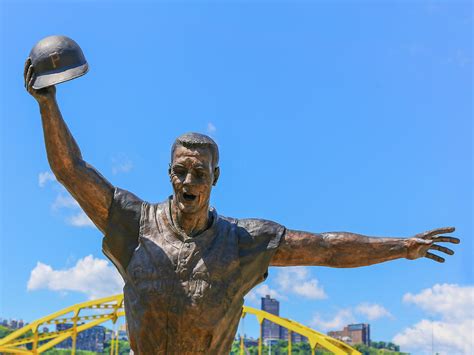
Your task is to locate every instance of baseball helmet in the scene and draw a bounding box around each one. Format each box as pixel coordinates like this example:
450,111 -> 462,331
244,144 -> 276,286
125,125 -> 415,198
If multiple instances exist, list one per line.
29,35 -> 88,89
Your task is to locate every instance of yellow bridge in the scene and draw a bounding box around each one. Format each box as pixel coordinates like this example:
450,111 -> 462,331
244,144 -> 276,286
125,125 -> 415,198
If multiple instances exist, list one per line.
0,294 -> 361,355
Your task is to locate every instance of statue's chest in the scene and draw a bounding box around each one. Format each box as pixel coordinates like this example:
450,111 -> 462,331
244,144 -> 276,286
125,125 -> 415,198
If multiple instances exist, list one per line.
125,228 -> 241,315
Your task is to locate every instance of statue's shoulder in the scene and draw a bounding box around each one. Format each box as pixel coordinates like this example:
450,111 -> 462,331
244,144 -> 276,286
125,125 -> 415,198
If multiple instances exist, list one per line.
217,214 -> 238,225
113,187 -> 144,206
216,215 -> 284,238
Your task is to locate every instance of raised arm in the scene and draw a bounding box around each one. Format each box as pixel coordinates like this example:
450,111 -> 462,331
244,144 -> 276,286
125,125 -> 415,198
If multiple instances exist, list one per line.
25,58 -> 114,233
271,227 -> 459,267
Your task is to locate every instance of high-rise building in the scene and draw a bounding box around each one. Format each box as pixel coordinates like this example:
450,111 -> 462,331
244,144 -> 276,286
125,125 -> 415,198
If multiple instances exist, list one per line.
261,295 -> 280,344
261,295 -> 307,344
328,323 -> 370,346
79,325 -> 106,352
280,327 -> 308,343
56,324 -> 106,352
56,324 -> 73,349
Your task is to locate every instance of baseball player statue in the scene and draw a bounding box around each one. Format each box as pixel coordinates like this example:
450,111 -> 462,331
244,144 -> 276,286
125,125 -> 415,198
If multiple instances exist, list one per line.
24,35 -> 459,354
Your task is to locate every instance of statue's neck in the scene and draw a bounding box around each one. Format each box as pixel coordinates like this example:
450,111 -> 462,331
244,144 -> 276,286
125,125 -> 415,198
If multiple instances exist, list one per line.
170,199 -> 210,237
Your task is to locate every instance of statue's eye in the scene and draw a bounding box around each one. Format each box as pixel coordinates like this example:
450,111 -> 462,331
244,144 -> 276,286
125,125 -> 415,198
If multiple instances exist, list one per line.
172,167 -> 186,177
195,169 -> 208,180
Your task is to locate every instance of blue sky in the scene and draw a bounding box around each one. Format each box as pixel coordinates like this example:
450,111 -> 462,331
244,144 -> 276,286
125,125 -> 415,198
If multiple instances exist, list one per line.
0,1 -> 472,354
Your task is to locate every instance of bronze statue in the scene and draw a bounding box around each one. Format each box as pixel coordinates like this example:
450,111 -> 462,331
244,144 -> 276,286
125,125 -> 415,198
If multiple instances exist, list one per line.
24,48 -> 459,354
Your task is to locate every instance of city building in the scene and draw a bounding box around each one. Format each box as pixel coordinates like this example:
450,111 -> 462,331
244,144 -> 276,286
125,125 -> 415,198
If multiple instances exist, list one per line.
118,329 -> 129,341
118,323 -> 129,341
280,327 -> 308,343
328,323 -> 370,346
261,295 -> 307,345
0,318 -> 26,330
56,323 -> 106,352
261,295 -> 280,344
80,325 -> 106,352
56,324 -> 73,349
105,328 -> 114,343
243,337 -> 259,347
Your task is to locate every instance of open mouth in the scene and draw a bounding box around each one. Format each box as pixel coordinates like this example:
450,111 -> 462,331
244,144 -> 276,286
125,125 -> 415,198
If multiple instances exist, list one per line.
183,192 -> 197,201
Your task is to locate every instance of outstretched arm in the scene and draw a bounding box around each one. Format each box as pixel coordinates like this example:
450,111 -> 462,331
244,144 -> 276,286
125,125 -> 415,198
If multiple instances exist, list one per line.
271,227 -> 459,267
25,58 -> 114,233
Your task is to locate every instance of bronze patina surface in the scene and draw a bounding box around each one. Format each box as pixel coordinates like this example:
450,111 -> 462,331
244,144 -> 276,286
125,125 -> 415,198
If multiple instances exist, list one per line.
24,56 -> 460,354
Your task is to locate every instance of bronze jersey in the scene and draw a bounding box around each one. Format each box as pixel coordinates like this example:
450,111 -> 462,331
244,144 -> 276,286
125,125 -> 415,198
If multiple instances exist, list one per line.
103,188 -> 285,354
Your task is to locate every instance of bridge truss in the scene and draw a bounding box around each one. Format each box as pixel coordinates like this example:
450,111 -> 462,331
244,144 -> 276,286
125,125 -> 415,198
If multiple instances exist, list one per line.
0,294 -> 360,355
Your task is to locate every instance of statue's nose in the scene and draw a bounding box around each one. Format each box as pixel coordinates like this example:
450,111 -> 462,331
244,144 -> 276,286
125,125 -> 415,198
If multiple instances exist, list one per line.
183,172 -> 195,185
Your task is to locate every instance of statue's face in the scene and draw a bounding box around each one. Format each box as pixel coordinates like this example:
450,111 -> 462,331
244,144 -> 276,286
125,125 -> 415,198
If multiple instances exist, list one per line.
169,145 -> 218,214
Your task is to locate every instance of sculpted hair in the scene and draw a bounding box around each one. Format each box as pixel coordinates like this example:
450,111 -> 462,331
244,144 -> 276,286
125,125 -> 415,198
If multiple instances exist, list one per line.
171,132 -> 219,167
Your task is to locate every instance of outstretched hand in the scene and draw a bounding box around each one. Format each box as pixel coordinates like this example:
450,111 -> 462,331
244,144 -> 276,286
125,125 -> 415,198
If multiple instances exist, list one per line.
24,58 -> 56,103
406,227 -> 459,263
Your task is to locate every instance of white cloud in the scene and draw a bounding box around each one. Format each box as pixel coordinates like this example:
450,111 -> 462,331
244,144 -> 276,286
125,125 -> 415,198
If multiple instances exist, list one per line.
52,193 -> 79,210
293,280 -> 327,300
276,267 -> 327,300
50,193 -> 95,228
310,309 -> 355,332
207,122 -> 216,134
245,268 -> 325,306
39,177 -> 95,229
38,171 -> 56,187
393,284 -> 474,355
355,303 -> 393,320
402,283 -> 474,322
112,156 -> 133,175
310,302 -> 393,332
68,211 -> 95,228
245,284 -> 286,305
27,255 -> 124,300
393,319 -> 472,355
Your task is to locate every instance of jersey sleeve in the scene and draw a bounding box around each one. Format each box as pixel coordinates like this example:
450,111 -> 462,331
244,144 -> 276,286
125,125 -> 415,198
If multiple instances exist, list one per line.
237,219 -> 286,293
103,187 -> 143,278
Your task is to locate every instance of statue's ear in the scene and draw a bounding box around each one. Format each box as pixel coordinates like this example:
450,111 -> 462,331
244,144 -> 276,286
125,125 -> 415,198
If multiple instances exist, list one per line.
168,163 -> 172,177
213,167 -> 220,186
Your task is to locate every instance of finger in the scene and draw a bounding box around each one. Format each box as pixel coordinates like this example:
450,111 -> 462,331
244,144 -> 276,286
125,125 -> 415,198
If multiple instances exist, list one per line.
25,65 -> 33,89
425,252 -> 445,263
423,227 -> 456,238
430,244 -> 454,255
431,236 -> 460,244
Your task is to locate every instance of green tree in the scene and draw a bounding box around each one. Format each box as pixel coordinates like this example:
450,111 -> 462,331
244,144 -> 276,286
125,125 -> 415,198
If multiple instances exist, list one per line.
0,325 -> 13,339
101,339 -> 131,354
44,350 -> 96,355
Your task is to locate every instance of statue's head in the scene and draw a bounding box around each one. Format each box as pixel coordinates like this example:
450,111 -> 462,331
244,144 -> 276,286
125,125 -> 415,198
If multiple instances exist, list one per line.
169,132 -> 220,214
